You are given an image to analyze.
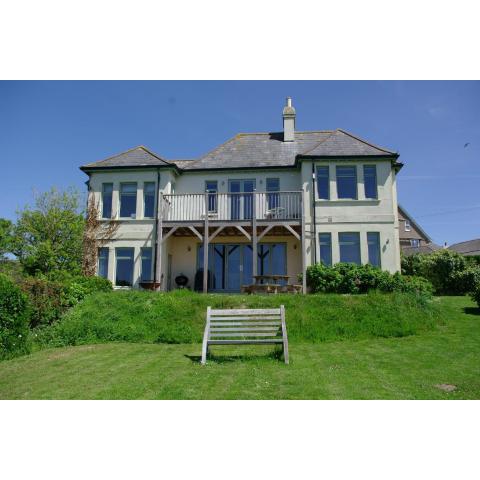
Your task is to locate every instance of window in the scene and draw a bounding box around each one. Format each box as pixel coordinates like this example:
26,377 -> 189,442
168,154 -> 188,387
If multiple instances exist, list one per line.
205,181 -> 218,213
316,166 -> 330,200
143,182 -> 155,218
141,248 -> 153,282
98,248 -> 109,278
266,178 -> 280,209
336,166 -> 357,199
405,220 -> 411,232
115,247 -> 134,286
410,239 -> 420,247
363,165 -> 378,199
339,232 -> 361,264
319,233 -> 332,266
367,232 -> 381,267
102,183 -> 113,218
120,183 -> 137,218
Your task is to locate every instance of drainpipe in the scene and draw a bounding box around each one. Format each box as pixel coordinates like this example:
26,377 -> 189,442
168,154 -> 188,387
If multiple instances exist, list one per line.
153,168 -> 161,283
311,162 -> 317,264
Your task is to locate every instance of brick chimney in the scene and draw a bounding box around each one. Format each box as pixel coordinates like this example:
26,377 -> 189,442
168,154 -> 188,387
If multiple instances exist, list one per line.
283,97 -> 296,142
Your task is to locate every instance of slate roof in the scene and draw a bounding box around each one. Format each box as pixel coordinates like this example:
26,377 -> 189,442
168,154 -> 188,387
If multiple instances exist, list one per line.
80,129 -> 399,172
402,244 -> 442,256
448,239 -> 480,256
80,146 -> 172,170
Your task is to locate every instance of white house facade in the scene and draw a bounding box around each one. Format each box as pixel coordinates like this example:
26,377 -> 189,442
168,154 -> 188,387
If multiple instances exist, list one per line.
81,98 -> 403,293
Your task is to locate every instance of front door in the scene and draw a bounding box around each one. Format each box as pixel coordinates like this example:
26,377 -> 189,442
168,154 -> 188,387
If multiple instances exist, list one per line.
229,179 -> 255,220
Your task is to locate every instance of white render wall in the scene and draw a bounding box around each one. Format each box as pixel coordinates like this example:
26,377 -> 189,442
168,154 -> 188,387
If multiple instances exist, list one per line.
87,159 -> 401,288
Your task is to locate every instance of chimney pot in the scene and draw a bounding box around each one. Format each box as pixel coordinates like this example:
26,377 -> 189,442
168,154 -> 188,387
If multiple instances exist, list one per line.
282,97 -> 296,142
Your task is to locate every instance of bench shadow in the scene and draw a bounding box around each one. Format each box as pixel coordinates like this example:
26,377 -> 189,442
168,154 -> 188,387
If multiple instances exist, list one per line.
184,349 -> 284,364
463,307 -> 480,316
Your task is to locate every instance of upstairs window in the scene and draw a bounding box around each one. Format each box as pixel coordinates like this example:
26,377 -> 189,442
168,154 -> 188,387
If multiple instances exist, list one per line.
143,182 -> 155,218
405,220 -> 411,232
120,183 -> 137,218
339,232 -> 361,264
410,239 -> 420,247
98,247 -> 109,278
363,165 -> 378,199
336,166 -> 357,199
205,180 -> 218,212
319,233 -> 332,266
367,232 -> 381,267
316,166 -> 330,200
141,248 -> 153,282
266,178 -> 280,209
102,183 -> 113,218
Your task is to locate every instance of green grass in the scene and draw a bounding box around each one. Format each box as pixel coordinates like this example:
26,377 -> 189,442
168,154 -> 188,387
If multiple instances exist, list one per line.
33,289 -> 443,348
0,296 -> 478,399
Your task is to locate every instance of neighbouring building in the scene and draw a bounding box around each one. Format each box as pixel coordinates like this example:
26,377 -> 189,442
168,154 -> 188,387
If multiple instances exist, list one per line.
448,239 -> 480,256
398,205 -> 440,256
80,98 -> 404,292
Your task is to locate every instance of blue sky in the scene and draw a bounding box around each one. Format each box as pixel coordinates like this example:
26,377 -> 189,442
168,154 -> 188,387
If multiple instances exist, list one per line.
1,81 -> 479,245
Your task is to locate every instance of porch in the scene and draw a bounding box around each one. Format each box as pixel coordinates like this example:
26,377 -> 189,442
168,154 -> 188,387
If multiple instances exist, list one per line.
154,191 -> 307,293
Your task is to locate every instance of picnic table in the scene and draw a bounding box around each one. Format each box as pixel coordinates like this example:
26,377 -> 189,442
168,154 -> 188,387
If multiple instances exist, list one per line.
241,274 -> 302,294
253,274 -> 290,285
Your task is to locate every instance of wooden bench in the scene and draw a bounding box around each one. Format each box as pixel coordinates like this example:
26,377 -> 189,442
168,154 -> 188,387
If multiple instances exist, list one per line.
201,306 -> 289,364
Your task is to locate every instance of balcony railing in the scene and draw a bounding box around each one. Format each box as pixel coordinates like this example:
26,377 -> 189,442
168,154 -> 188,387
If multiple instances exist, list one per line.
161,191 -> 302,222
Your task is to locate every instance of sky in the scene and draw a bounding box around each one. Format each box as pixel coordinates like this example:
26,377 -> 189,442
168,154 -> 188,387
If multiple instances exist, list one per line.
0,80 -> 479,245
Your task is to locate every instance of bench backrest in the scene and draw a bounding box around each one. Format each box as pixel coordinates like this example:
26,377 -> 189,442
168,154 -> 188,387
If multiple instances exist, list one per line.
206,306 -> 285,343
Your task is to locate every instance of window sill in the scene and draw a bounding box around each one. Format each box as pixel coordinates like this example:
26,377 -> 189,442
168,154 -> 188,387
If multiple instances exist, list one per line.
315,199 -> 381,205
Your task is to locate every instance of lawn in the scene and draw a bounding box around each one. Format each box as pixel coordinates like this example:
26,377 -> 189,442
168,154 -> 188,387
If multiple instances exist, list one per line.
0,296 -> 478,399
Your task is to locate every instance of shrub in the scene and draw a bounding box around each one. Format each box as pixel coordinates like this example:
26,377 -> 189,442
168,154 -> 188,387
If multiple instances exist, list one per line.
451,267 -> 480,295
472,282 -> 480,309
63,276 -> 113,307
306,263 -> 433,296
0,273 -> 30,359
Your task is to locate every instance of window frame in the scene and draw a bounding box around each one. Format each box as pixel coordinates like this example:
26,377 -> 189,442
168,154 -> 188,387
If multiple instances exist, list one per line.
316,165 -> 330,200
101,183 -> 113,219
140,247 -> 153,282
97,247 -> 109,278
338,232 -> 361,265
205,180 -> 218,213
143,182 -> 156,218
363,165 -> 378,199
336,166 -> 358,200
318,232 -> 332,266
405,220 -> 411,232
266,177 -> 280,210
410,239 -> 420,248
114,247 -> 135,287
119,182 -> 138,219
367,232 -> 381,268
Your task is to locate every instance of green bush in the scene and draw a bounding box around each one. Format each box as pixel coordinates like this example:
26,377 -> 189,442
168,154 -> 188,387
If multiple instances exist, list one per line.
0,274 -> 30,359
401,250 -> 479,295
472,283 -> 480,309
306,263 -> 433,296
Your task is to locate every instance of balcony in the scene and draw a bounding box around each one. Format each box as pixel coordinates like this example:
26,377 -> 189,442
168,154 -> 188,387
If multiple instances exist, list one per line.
160,191 -> 303,223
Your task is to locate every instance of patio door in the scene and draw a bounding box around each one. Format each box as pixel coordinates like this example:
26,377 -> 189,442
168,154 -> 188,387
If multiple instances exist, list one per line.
229,179 -> 255,220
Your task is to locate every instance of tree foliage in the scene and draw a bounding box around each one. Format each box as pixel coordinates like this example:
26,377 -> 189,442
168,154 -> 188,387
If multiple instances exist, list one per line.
12,187 -> 85,276
0,218 -> 13,259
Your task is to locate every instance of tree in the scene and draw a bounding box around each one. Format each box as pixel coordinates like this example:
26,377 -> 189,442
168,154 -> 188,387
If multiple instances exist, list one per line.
12,187 -> 85,276
0,218 -> 13,260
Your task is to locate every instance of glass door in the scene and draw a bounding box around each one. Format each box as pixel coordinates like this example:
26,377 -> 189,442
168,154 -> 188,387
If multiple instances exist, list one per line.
229,179 -> 256,220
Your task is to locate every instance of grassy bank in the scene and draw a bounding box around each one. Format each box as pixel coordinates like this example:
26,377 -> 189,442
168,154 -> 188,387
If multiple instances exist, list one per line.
1,296 -> 478,399
33,289 -> 444,348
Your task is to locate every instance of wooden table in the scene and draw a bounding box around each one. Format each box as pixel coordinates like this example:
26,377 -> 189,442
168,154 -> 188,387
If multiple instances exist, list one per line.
252,274 -> 290,285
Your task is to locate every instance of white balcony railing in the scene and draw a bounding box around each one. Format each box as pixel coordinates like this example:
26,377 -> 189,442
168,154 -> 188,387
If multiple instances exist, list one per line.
161,191 -> 302,222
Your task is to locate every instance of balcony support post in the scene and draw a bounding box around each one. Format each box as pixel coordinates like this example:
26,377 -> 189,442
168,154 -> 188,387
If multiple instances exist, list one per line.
252,192 -> 257,279
154,192 -> 163,291
301,187 -> 307,294
203,193 -> 209,293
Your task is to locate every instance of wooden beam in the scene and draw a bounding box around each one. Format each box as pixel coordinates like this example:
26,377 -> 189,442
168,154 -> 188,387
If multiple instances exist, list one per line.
188,226 -> 203,241
162,226 -> 179,242
257,224 -> 274,241
203,194 -> 209,293
235,225 -> 251,241
283,224 -> 301,241
208,225 -> 225,242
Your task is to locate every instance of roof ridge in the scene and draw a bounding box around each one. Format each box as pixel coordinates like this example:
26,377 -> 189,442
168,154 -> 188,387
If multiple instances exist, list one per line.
449,238 -> 480,247
337,129 -> 397,155
83,145 -> 172,168
137,145 -> 171,165
299,130 -> 337,155
197,134 -> 240,162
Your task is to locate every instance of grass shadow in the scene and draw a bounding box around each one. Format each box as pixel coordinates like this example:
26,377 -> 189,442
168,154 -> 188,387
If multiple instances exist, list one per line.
184,348 -> 284,365
463,307 -> 480,316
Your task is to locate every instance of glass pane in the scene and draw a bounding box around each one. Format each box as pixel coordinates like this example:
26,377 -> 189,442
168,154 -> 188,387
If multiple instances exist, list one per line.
102,183 -> 113,218
316,166 -> 329,200
319,233 -> 332,266
243,180 -> 255,220
144,182 -> 155,194
364,165 -> 377,199
367,232 -> 381,267
243,245 -> 253,287
337,166 -> 357,199
121,183 -> 137,194
212,244 -> 225,290
144,183 -> 155,218
98,248 -> 109,278
141,248 -> 152,281
120,183 -> 137,218
115,248 -> 134,286
229,181 -> 241,220
339,232 -> 361,264
226,245 -> 241,291
206,181 -> 218,212
266,178 -> 280,209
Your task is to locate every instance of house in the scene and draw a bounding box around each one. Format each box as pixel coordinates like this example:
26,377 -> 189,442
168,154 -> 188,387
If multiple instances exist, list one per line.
398,205 -> 440,256
448,239 -> 480,257
80,98 -> 403,293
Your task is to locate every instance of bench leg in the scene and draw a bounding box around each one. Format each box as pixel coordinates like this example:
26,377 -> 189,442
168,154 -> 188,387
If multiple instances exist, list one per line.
201,341 -> 208,365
